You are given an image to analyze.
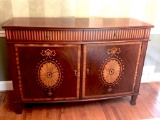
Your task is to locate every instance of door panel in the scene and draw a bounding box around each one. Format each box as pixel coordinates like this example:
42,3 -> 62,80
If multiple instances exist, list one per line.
14,44 -> 80,101
82,42 -> 142,98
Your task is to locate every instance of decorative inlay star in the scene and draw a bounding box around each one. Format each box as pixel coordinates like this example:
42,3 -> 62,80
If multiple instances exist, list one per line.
41,49 -> 56,58
107,47 -> 121,56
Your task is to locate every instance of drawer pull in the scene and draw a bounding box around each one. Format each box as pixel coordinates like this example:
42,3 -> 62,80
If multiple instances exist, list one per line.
74,70 -> 77,76
113,32 -> 117,37
86,69 -> 90,75
46,34 -> 50,38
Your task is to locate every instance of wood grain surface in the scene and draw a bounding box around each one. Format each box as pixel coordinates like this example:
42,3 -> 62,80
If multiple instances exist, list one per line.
2,18 -> 153,29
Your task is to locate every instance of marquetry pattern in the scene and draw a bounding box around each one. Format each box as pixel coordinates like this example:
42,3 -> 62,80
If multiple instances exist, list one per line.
36,59 -> 63,96
5,28 -> 150,42
101,58 -> 124,85
38,61 -> 61,88
5,30 -> 83,42
14,46 -> 23,99
35,49 -> 63,97
83,28 -> 149,41
14,44 -> 81,101
99,48 -> 125,93
101,47 -> 124,87
82,42 -> 142,98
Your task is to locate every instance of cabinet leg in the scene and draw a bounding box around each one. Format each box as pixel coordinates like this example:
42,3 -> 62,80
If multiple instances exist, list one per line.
15,102 -> 23,114
130,95 -> 138,105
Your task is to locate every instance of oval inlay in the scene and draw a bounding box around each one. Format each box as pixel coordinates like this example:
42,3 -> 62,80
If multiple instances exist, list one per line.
38,61 -> 61,88
102,58 -> 122,84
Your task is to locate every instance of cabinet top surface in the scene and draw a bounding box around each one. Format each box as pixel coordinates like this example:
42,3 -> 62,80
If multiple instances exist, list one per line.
2,18 -> 153,29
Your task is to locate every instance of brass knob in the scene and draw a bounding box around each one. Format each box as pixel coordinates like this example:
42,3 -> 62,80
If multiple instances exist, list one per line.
46,34 -> 50,38
86,69 -> 90,75
74,70 -> 77,76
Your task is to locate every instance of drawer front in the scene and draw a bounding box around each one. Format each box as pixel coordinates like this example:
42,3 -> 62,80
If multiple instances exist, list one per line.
5,28 -> 150,42
83,28 -> 150,41
5,28 -> 151,42
5,29 -> 83,42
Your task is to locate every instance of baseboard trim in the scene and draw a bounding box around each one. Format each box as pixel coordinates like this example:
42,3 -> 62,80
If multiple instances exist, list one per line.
0,81 -> 13,91
0,31 -> 5,37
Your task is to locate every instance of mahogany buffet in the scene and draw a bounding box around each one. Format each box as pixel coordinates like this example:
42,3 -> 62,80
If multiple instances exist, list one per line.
2,18 -> 153,113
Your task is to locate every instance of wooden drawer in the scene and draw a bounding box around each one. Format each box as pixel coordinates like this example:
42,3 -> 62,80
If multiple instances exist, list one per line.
5,29 -> 83,42
83,28 -> 151,41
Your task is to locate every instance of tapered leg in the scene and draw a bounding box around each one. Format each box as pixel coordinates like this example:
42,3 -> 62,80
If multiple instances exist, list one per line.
130,95 -> 138,105
15,102 -> 23,114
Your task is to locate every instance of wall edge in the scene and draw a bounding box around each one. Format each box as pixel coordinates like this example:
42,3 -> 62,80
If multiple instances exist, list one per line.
0,31 -> 5,37
0,81 -> 13,91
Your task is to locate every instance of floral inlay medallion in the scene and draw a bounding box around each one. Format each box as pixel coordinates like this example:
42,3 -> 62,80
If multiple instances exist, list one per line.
102,58 -> 122,84
36,49 -> 63,96
38,61 -> 60,88
99,47 -> 124,93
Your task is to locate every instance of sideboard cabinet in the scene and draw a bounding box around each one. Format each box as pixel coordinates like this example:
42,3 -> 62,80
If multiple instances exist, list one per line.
2,18 -> 153,113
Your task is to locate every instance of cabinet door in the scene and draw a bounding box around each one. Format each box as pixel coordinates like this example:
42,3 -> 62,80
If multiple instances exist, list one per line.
14,44 -> 80,101
82,42 -> 142,98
